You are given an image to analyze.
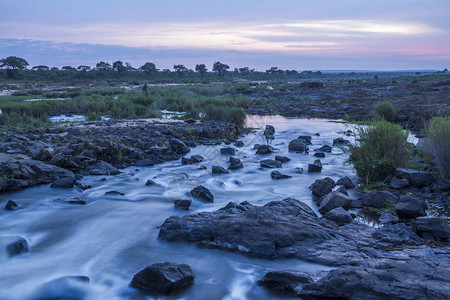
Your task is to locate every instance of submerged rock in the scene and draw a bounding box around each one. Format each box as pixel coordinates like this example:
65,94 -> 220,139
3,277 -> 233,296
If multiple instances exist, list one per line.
130,262 -> 195,294
332,138 -> 350,146
212,166 -> 229,174
220,147 -> 235,155
275,156 -> 290,163
255,145 -> 273,155
34,276 -> 90,300
260,159 -> 282,168
5,200 -> 19,211
234,140 -> 244,147
318,145 -> 332,152
1,236 -> 29,257
174,200 -> 191,210
270,171 -> 292,179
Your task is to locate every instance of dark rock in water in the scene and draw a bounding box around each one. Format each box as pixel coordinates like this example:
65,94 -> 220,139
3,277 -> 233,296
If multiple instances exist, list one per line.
181,157 -> 194,165
145,179 -> 156,186
3,236 -> 29,257
313,152 -> 325,158
60,197 -> 86,205
88,160 -> 120,175
270,171 -> 292,179
234,140 -> 244,147
134,157 -> 164,166
191,155 -> 204,163
182,155 -> 204,165
34,276 -> 90,300
174,200 -> 191,210
190,185 -> 214,202
394,168 -> 436,188
336,185 -> 348,195
104,191 -> 125,196
288,139 -> 308,152
307,159 -> 322,173
212,166 -> 229,174
5,200 -> 19,211
294,167 -> 303,173
372,223 -> 421,248
336,176 -> 355,189
198,165 -> 207,170
332,138 -> 350,146
317,145 -> 332,152
228,157 -> 243,170
260,159 -> 282,168
389,177 -> 409,189
359,191 -> 398,208
255,145 -> 273,154
75,182 -> 91,190
324,207 -> 353,226
50,177 -> 76,189
395,195 -> 427,219
257,271 -> 312,293
184,118 -> 196,124
297,136 -> 312,145
275,156 -> 290,163
310,177 -> 335,197
412,217 -> 450,240
169,138 -> 190,155
220,147 -> 235,155
319,192 -> 354,213
130,262 -> 194,294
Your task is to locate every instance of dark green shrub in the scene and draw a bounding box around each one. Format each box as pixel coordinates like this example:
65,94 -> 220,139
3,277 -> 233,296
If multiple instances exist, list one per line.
374,101 -> 396,122
346,119 -> 412,183
424,116 -> 449,178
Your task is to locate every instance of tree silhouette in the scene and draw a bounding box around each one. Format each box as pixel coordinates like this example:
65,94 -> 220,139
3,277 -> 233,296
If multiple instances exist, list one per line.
212,61 -> 229,76
0,56 -> 29,78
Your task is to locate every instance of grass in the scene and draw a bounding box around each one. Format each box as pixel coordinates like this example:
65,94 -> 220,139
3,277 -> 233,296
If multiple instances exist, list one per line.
346,119 -> 412,183
374,101 -> 396,122
424,116 -> 450,178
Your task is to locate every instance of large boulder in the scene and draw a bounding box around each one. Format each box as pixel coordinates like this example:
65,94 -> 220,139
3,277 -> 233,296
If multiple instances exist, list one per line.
310,177 -> 335,197
130,262 -> 195,294
324,207 -> 353,226
359,191 -> 398,208
319,192 -> 354,214
394,168 -> 436,188
190,185 -> 214,202
288,139 -> 309,152
411,217 -> 450,240
395,195 -> 427,219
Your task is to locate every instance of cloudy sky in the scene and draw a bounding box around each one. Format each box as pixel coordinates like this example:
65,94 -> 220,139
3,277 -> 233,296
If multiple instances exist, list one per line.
1,0 -> 449,70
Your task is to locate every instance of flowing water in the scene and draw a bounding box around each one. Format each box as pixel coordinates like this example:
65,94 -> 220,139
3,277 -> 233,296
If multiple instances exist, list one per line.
0,116 -> 361,300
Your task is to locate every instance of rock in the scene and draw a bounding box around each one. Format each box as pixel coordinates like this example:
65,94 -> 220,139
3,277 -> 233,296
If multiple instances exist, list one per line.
389,177 -> 410,189
372,223 -> 421,248
34,276 -> 90,300
288,139 -> 308,152
336,176 -> 355,189
310,177 -> 335,197
412,217 -> 450,240
220,147 -> 235,155
359,191 -> 398,208
307,159 -> 322,173
271,171 -> 292,179
378,212 -> 399,225
50,177 -> 76,189
104,191 -> 125,196
294,167 -> 304,173
324,207 -> 353,226
191,155 -> 204,163
234,140 -> 244,147
145,179 -> 156,186
395,195 -> 427,219
5,200 -> 18,211
260,159 -> 282,168
275,156 -> 290,163
318,145 -> 332,152
174,200 -> 191,210
255,145 -> 273,155
32,147 -> 54,161
319,192 -> 354,214
394,168 -> 436,188
88,160 -> 120,175
336,185 -> 348,195
75,182 -> 91,190
181,157 -> 195,165
313,152 -> 325,158
130,262 -> 194,294
190,185 -> 214,202
434,179 -> 450,192
2,236 -> 29,257
169,138 -> 190,155
212,166 -> 229,174
297,136 -> 312,145
332,138 -> 350,146
60,197 -> 86,205
228,157 -> 243,170
184,118 -> 196,124
257,271 -> 312,293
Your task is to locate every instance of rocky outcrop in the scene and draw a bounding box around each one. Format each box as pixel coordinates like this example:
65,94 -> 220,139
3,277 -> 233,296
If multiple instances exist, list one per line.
310,177 -> 335,197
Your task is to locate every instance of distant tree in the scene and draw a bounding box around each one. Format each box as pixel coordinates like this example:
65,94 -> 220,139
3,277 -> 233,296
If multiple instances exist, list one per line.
285,70 -> 298,76
77,65 -> 91,72
62,66 -> 76,71
195,64 -> 207,76
32,65 -> 49,71
173,64 -> 188,76
50,67 -> 59,71
266,67 -> 283,75
112,60 -> 127,74
96,61 -> 111,71
124,62 -> 135,71
140,62 -> 157,76
162,69 -> 171,74
0,56 -> 29,78
142,83 -> 149,98
239,67 -> 250,75
212,61 -> 229,76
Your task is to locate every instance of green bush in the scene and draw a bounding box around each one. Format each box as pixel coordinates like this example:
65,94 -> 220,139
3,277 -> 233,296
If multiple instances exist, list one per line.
374,101 -> 396,122
346,119 -> 412,183
424,116 -> 449,178
203,105 -> 246,127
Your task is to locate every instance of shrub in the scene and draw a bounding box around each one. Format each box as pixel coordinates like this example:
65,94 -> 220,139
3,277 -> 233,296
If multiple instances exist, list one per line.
424,116 -> 449,178
346,119 -> 412,183
374,101 -> 396,122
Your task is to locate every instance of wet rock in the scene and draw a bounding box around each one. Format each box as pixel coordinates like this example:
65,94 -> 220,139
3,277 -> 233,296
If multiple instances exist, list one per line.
169,138 -> 190,155
324,207 -> 353,226
336,176 -> 355,189
260,159 -> 282,168
104,191 -> 125,196
5,200 -> 18,211
2,236 -> 29,257
134,158 -> 161,166
336,185 -> 348,195
234,140 -> 244,147
60,197 -> 86,205
270,171 -> 292,179
395,195 -> 427,219
307,159 -> 322,173
378,212 -> 399,225
130,262 -> 195,294
257,271 -> 312,293
288,139 -> 308,152
50,177 -> 76,189
297,136 -> 312,145
294,167 -> 303,173
317,145 -> 332,152
145,179 -> 156,186
181,157 -> 194,165
88,160 -> 120,175
372,223 -> 421,248
228,157 -> 243,170
220,147 -> 235,155
359,191 -> 398,208
255,145 -> 273,154
394,168 -> 436,188
313,152 -> 325,158
332,138 -> 350,146
389,177 -> 410,189
412,217 -> 450,240
191,155 -> 204,163
212,166 -> 229,174
31,147 -> 54,161
174,200 -> 191,210
275,156 -> 290,163
310,177 -> 335,197
34,276 -> 90,300
75,182 -> 91,190
319,192 -> 354,214
190,185 -> 214,202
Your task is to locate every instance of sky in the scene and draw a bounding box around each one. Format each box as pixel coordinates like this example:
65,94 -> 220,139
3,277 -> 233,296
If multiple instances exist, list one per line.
0,0 -> 449,71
